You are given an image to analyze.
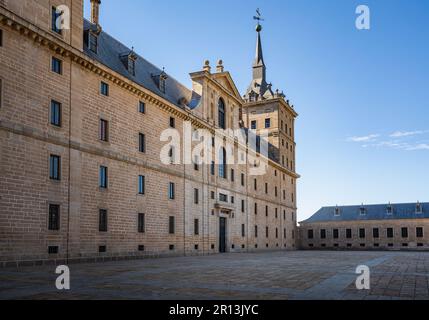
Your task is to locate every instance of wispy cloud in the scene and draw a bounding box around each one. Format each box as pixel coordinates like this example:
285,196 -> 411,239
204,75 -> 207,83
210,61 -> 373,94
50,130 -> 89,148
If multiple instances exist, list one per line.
389,130 -> 428,138
347,134 -> 379,142
405,144 -> 429,151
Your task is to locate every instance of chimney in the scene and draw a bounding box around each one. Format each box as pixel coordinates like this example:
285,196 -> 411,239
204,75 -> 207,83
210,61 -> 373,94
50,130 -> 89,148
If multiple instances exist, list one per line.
90,0 -> 101,26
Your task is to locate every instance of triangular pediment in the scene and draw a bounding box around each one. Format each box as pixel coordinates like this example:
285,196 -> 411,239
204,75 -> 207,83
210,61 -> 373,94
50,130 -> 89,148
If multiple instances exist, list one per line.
212,72 -> 243,102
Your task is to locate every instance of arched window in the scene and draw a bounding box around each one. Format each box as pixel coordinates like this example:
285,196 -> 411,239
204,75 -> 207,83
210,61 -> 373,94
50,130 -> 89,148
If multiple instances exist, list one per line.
218,98 -> 226,129
219,147 -> 227,179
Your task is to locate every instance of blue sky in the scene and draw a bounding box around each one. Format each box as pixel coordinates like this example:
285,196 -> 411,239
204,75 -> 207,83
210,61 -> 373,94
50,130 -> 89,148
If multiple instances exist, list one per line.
84,0 -> 429,221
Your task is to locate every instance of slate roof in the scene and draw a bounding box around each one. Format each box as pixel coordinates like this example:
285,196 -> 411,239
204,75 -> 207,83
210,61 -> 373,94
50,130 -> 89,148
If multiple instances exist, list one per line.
83,20 -> 200,109
301,202 -> 429,224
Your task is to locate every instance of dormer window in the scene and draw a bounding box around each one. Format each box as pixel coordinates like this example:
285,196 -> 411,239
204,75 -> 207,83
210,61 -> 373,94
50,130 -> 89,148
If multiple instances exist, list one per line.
152,69 -> 168,94
416,202 -> 422,214
89,32 -> 98,53
334,207 -> 340,216
120,49 -> 137,76
386,204 -> 393,215
359,207 -> 366,215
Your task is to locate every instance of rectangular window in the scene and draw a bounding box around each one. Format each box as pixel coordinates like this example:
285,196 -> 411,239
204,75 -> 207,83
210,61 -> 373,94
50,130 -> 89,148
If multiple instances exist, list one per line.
251,120 -> 256,129
50,100 -> 62,127
169,117 -> 175,128
138,175 -> 145,195
99,166 -> 108,188
241,173 -> 245,186
401,227 -> 408,238
333,229 -> 339,239
219,193 -> 228,202
49,155 -> 61,180
373,228 -> 379,238
48,204 -> 60,231
99,119 -> 108,142
241,199 -> 245,213
194,219 -> 199,235
51,7 -> 62,34
51,57 -> 62,74
194,188 -> 199,204
320,229 -> 326,239
254,179 -> 257,190
138,213 -> 145,233
416,227 -> 424,238
265,118 -> 271,128
139,101 -> 146,113
346,229 -> 352,239
265,183 -> 268,194
231,196 -> 234,204
211,191 -> 215,199
169,182 -> 175,199
169,216 -> 175,234
359,228 -> 366,239
138,133 -> 146,153
255,225 -> 258,238
242,224 -> 245,237
387,228 -> 394,238
266,227 -> 269,238
210,161 -> 215,175
254,203 -> 258,215
230,169 -> 235,182
48,246 -> 59,254
0,29 -> 2,47
99,209 -> 108,232
308,229 -> 314,239
100,81 -> 109,96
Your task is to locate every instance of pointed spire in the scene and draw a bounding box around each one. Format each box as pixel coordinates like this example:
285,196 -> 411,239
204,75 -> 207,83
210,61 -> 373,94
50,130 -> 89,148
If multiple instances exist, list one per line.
254,27 -> 265,67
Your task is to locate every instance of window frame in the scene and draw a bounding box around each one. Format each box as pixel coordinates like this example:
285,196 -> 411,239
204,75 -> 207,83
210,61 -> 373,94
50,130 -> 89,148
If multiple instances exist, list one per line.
49,154 -> 61,181
50,100 -> 62,127
100,81 -> 109,96
169,182 -> 175,200
138,175 -> 145,195
99,119 -> 109,142
51,57 -> 62,75
48,204 -> 60,231
99,166 -> 108,189
218,98 -> 226,129
138,213 -> 145,233
99,209 -> 108,232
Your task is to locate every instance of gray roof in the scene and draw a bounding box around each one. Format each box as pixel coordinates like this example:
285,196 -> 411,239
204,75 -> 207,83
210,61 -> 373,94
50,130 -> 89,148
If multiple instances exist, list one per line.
83,20 -> 200,109
301,202 -> 429,224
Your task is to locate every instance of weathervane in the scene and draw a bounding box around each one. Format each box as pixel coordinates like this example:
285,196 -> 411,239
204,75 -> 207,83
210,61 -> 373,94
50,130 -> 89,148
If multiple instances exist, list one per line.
253,8 -> 264,32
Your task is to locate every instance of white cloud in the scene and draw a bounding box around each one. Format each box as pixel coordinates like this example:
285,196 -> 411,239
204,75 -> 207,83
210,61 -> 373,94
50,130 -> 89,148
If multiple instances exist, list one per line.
348,134 -> 379,142
406,144 -> 429,151
390,130 -> 428,138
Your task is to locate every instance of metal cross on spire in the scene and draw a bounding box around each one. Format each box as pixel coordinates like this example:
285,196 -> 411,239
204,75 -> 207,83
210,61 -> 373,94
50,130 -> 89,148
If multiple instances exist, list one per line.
253,8 -> 264,24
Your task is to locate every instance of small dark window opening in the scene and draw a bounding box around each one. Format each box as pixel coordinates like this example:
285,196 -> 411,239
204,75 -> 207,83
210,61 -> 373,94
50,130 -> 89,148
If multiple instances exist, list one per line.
89,32 -> 98,53
308,229 -> 314,239
139,101 -> 146,113
48,246 -> 59,254
169,216 -> 175,234
99,166 -> 108,189
99,119 -> 108,142
48,204 -> 60,231
49,155 -> 61,180
51,57 -> 62,74
138,213 -> 145,233
51,7 -> 62,34
100,81 -> 109,96
401,227 -> 408,238
416,227 -> 424,238
99,245 -> 106,253
169,117 -> 175,128
138,175 -> 145,195
99,209 -> 108,232
139,133 -> 146,153
50,100 -> 62,127
373,228 -> 379,238
194,219 -> 199,235
387,228 -> 394,238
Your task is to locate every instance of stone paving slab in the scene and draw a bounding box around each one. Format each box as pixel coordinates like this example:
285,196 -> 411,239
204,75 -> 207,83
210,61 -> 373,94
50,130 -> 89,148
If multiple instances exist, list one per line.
0,251 -> 429,300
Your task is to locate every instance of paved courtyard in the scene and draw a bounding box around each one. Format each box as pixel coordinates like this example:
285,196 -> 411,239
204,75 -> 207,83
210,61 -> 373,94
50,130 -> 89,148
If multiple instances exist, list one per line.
1,251 -> 429,300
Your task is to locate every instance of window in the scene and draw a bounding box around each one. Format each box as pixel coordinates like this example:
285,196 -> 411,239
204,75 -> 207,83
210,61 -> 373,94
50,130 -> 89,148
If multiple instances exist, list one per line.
359,207 -> 366,215
219,147 -> 227,179
194,188 -> 199,204
194,219 -> 199,235
242,224 -> 245,237
254,179 -> 257,190
99,119 -> 108,142
0,29 -> 2,47
48,204 -> 60,231
346,229 -> 352,239
359,228 -> 366,238
169,117 -> 175,128
276,228 -> 279,239
308,229 -> 314,239
333,229 -> 339,239
255,225 -> 258,238
241,173 -> 245,186
51,7 -> 62,34
230,169 -> 235,182
275,187 -> 278,197
265,206 -> 268,217
387,228 -> 394,238
210,161 -> 215,175
386,204 -> 393,215
48,246 -> 59,254
49,155 -> 61,180
138,213 -> 145,233
99,209 -> 108,232
401,227 -> 408,238
284,228 -> 287,238
266,227 -> 269,238
169,216 -> 175,234
50,100 -> 62,127
334,207 -> 340,216
99,245 -> 106,253
219,194 -> 228,202
265,118 -> 271,128
138,245 -> 145,251
373,228 -> 379,238
416,227 -> 424,238
241,200 -> 245,213
251,120 -> 257,130
0,78 -> 2,108
211,191 -> 215,199
139,101 -> 146,114
51,57 -> 62,74
100,81 -> 109,96
128,57 -> 136,76
416,202 -> 423,214
159,77 -> 166,93
254,203 -> 258,215
231,196 -> 234,204
169,182 -> 175,200
99,166 -> 108,189
88,32 -> 98,53
138,133 -> 146,153
320,229 -> 326,239
265,183 -> 268,194
194,156 -> 199,171
218,98 -> 226,129
138,175 -> 145,195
